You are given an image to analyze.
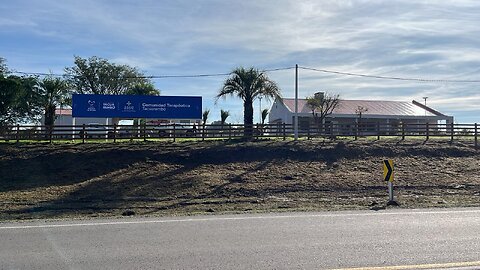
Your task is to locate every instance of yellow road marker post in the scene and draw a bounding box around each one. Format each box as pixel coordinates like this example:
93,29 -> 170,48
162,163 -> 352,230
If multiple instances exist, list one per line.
383,160 -> 399,206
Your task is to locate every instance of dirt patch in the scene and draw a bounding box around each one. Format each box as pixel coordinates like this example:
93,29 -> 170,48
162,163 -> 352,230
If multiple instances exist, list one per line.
1,139 -> 479,221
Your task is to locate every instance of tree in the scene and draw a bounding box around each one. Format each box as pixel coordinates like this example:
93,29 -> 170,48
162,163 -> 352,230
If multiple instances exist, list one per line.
220,109 -> 230,125
202,109 -> 210,136
202,109 -> 210,125
125,82 -> 160,96
0,75 -> 42,126
38,76 -> 70,126
65,56 -> 153,95
305,92 -> 340,133
261,108 -> 269,125
0,57 -> 7,74
126,82 -> 159,127
217,67 -> 281,138
355,106 -> 368,135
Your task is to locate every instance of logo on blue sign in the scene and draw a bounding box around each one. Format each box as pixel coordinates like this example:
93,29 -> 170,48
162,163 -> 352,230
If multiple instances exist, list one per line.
87,100 -> 96,112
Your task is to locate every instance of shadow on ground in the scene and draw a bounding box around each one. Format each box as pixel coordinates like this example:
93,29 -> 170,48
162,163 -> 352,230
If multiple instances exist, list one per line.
1,139 -> 479,220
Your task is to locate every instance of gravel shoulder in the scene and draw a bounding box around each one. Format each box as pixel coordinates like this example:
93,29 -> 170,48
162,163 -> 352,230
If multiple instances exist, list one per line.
1,138 -> 479,221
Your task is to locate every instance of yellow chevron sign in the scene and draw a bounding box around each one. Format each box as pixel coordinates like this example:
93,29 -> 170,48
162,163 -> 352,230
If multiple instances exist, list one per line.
383,160 -> 394,182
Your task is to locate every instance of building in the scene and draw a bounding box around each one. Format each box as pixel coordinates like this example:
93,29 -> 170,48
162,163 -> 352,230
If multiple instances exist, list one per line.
41,109 -> 114,126
269,93 -> 454,135
41,109 -> 200,126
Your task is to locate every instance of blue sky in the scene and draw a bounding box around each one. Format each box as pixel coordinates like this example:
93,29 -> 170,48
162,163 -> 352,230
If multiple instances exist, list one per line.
1,0 -> 480,123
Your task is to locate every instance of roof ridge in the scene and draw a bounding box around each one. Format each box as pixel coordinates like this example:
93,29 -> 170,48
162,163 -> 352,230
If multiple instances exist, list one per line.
282,98 -> 409,102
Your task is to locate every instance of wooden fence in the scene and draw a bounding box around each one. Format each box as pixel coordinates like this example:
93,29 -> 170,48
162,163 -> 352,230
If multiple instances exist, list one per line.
0,122 -> 478,147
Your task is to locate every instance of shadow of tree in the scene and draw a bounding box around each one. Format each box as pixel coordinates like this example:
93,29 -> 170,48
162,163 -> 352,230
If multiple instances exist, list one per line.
2,139 -> 479,219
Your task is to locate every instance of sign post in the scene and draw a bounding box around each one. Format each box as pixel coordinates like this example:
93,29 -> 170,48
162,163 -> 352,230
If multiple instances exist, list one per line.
383,160 -> 399,206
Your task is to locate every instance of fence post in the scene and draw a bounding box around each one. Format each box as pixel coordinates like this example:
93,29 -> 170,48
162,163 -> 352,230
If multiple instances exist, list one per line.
16,124 -> 20,143
330,122 -> 335,140
426,122 -> 429,141
354,122 -> 358,140
283,123 -> 286,141
173,124 -> 176,142
48,125 -> 53,143
229,124 -> 232,140
307,124 -> 310,140
82,124 -> 86,144
113,123 -> 117,143
450,122 -> 454,144
402,122 -> 405,140
377,122 -> 380,140
475,123 -> 478,148
143,123 -> 147,142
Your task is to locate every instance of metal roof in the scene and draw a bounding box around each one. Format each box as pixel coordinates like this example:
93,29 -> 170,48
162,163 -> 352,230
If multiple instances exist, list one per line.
55,109 -> 72,116
281,99 -> 443,117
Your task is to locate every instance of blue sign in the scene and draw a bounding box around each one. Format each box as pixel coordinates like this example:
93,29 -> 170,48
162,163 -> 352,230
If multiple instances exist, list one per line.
72,94 -> 202,119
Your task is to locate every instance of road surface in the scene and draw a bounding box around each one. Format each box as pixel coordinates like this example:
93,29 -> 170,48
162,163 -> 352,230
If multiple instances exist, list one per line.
1,208 -> 480,269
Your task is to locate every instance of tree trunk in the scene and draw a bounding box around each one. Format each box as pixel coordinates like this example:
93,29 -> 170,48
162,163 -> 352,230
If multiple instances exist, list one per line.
243,100 -> 254,138
44,104 -> 56,126
319,116 -> 325,135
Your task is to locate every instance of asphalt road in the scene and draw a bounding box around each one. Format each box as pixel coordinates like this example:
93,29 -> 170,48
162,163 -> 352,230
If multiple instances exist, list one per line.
1,208 -> 480,270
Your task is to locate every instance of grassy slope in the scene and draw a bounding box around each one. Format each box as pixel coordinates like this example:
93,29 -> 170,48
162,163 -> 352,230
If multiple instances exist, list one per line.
1,138 -> 479,221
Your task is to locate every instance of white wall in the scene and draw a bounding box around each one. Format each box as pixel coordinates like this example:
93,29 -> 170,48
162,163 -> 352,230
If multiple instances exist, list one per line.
50,115 -> 113,126
268,98 -> 293,124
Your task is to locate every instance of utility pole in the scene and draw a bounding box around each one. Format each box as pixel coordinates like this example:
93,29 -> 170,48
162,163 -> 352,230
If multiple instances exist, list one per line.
259,96 -> 262,124
423,96 -> 428,116
294,64 -> 299,140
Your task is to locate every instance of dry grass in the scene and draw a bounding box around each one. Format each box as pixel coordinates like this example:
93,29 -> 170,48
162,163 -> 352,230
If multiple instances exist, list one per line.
1,138 -> 479,221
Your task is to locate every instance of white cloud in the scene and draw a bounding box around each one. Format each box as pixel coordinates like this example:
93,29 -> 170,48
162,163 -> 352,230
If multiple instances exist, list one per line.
1,0 -> 480,122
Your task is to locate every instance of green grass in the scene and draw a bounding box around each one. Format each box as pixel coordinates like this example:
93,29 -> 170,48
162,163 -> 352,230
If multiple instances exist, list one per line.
1,134 -> 478,145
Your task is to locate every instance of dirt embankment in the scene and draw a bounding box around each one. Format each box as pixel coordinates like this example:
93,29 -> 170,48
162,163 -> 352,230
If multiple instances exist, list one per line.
0,139 -> 479,221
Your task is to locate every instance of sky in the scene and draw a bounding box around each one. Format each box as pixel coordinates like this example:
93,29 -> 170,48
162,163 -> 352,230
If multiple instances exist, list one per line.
1,0 -> 480,123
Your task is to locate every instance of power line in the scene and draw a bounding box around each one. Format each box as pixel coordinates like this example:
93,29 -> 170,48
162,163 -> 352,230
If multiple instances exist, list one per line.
299,66 -> 480,83
9,67 -> 295,79
10,71 -> 63,77
263,66 -> 296,72
147,72 -> 231,79
13,65 -> 479,83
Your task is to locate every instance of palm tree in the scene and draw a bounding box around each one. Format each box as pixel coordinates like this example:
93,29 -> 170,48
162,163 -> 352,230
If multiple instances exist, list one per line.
220,109 -> 230,125
217,67 -> 281,138
261,109 -> 269,125
202,109 -> 210,125
202,109 -> 210,137
39,76 -> 69,126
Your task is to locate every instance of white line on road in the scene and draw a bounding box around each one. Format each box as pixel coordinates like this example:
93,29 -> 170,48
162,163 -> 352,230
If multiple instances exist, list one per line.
1,208 -> 480,230
331,260 -> 480,270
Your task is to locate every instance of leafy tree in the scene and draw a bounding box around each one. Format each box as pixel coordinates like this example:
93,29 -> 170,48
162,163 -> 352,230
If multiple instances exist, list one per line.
217,67 -> 281,138
305,92 -> 340,132
220,109 -> 230,125
125,82 -> 160,96
65,56 -> 153,95
0,57 -> 7,74
0,75 -> 41,126
38,76 -> 70,126
126,82 -> 159,127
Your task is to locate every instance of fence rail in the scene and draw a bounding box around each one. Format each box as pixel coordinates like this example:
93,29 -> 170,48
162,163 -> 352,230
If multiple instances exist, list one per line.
0,122 -> 478,147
